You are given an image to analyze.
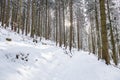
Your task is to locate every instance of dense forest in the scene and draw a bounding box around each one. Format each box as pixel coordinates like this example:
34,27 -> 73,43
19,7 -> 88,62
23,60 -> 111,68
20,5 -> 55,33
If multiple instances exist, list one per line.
0,0 -> 120,65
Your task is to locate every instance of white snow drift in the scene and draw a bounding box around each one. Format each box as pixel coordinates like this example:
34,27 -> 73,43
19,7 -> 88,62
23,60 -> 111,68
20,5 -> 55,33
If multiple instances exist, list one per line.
0,27 -> 120,80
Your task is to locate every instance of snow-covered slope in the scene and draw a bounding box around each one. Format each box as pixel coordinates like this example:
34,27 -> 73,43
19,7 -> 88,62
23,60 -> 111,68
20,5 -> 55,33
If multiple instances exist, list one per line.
0,27 -> 120,80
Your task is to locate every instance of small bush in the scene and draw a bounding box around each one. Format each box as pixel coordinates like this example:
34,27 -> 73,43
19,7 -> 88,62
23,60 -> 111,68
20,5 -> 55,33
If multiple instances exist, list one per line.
6,38 -> 12,41
33,39 -> 38,43
42,42 -> 47,45
15,53 -> 29,62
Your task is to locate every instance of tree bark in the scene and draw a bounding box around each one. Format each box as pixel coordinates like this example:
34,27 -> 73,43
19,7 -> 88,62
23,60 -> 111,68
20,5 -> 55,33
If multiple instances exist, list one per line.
99,0 -> 110,64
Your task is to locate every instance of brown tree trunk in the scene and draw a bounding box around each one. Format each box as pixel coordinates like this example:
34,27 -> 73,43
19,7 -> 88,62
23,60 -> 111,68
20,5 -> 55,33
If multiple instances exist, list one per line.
69,0 -> 73,52
99,0 -> 110,65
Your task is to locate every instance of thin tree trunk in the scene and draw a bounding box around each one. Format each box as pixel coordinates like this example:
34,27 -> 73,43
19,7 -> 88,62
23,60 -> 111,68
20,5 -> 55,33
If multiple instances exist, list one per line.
62,1 -> 66,48
2,0 -> 6,26
55,0 -> 58,46
5,0 -> 10,27
77,13 -> 80,51
59,0 -> 62,47
69,0 -> 73,52
107,0 -> 118,65
95,0 -> 101,59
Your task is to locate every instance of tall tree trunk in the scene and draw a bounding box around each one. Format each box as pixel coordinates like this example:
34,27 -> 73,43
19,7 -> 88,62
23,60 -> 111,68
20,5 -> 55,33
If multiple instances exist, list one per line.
69,0 -> 73,52
95,0 -> 101,59
25,0 -> 30,36
0,0 -> 2,21
1,0 -> 6,27
5,0 -> 10,27
59,0 -> 62,47
22,7 -> 25,34
99,0 -> 110,64
62,1 -> 66,48
45,0 -> 48,39
107,0 -> 118,65
31,0 -> 35,38
77,15 -> 80,51
48,8 -> 51,39
55,0 -> 58,46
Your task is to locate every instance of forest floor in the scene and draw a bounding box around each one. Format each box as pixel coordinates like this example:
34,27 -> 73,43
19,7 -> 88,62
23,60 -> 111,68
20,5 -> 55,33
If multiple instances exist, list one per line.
0,27 -> 120,80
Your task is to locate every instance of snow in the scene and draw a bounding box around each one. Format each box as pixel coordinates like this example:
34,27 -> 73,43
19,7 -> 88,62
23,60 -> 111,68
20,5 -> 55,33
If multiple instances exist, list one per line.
0,27 -> 120,80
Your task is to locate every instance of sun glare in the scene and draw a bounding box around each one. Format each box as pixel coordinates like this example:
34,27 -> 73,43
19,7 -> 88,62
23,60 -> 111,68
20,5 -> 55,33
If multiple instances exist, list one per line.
65,20 -> 71,28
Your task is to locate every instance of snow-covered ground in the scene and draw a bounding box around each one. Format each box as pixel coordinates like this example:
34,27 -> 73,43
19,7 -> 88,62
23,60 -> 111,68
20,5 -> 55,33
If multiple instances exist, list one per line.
0,27 -> 120,80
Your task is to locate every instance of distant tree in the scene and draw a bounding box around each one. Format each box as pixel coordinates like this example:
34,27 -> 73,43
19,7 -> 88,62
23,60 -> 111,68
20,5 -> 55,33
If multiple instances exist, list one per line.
107,0 -> 118,65
69,0 -> 73,52
1,0 -> 6,27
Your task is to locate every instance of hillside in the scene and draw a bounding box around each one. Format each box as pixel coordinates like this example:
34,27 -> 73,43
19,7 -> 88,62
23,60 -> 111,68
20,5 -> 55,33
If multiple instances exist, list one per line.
0,27 -> 120,80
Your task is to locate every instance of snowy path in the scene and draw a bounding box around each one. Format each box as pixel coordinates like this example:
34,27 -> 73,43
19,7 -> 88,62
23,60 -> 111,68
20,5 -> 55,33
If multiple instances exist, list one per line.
0,28 -> 120,80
